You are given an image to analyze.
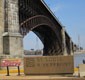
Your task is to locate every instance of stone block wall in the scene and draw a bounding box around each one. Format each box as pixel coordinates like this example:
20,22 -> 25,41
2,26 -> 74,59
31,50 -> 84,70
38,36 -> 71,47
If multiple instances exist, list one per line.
0,0 -> 4,55
0,0 -> 23,57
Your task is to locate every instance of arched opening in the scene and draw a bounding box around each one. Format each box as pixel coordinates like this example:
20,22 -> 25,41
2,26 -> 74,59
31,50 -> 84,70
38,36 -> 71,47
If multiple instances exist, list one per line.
18,0 -> 73,56
22,24 -> 62,56
23,31 -> 44,55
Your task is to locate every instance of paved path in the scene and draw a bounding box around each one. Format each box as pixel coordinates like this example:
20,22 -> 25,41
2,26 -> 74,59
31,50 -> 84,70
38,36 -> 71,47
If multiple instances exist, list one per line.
0,74 -> 85,80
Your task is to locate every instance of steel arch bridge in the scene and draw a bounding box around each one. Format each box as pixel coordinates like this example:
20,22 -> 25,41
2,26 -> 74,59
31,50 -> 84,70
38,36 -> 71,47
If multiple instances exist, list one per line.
1,0 -> 74,56
18,0 -> 74,56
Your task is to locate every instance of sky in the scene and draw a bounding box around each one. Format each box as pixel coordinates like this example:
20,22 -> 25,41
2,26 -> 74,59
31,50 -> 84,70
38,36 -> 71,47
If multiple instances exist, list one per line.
23,0 -> 85,50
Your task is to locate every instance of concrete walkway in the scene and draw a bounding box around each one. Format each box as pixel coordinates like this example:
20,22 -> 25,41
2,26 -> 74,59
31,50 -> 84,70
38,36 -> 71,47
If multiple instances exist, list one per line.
0,68 -> 81,80
0,74 -> 85,80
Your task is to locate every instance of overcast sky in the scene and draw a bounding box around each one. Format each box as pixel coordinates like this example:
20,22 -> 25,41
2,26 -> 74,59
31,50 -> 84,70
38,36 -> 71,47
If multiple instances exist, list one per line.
23,0 -> 85,50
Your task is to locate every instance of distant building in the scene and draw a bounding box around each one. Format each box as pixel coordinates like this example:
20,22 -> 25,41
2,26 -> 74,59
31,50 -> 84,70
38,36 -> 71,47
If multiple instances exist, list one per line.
24,49 -> 43,55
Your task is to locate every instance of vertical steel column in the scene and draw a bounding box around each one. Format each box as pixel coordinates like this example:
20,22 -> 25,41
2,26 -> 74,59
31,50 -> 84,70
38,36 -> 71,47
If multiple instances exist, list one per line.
17,66 -> 20,76
6,66 -> 10,76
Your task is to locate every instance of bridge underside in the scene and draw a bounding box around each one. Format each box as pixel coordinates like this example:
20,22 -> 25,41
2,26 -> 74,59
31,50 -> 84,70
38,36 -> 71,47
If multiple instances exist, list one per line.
19,0 -> 73,56
0,0 -> 74,56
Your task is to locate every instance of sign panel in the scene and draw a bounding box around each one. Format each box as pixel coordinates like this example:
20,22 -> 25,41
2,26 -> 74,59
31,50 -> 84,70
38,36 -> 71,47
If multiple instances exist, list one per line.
1,59 -> 21,67
24,56 -> 74,75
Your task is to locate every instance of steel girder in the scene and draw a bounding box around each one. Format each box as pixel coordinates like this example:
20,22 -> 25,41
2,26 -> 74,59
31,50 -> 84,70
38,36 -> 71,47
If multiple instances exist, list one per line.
19,0 -> 71,55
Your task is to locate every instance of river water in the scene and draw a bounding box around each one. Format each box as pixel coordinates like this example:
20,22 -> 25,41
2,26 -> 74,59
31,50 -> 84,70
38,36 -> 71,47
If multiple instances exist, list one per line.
74,53 -> 85,67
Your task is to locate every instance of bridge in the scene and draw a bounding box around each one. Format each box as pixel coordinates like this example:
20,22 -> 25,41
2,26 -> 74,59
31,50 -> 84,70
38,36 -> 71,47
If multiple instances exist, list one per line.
0,0 -> 74,56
